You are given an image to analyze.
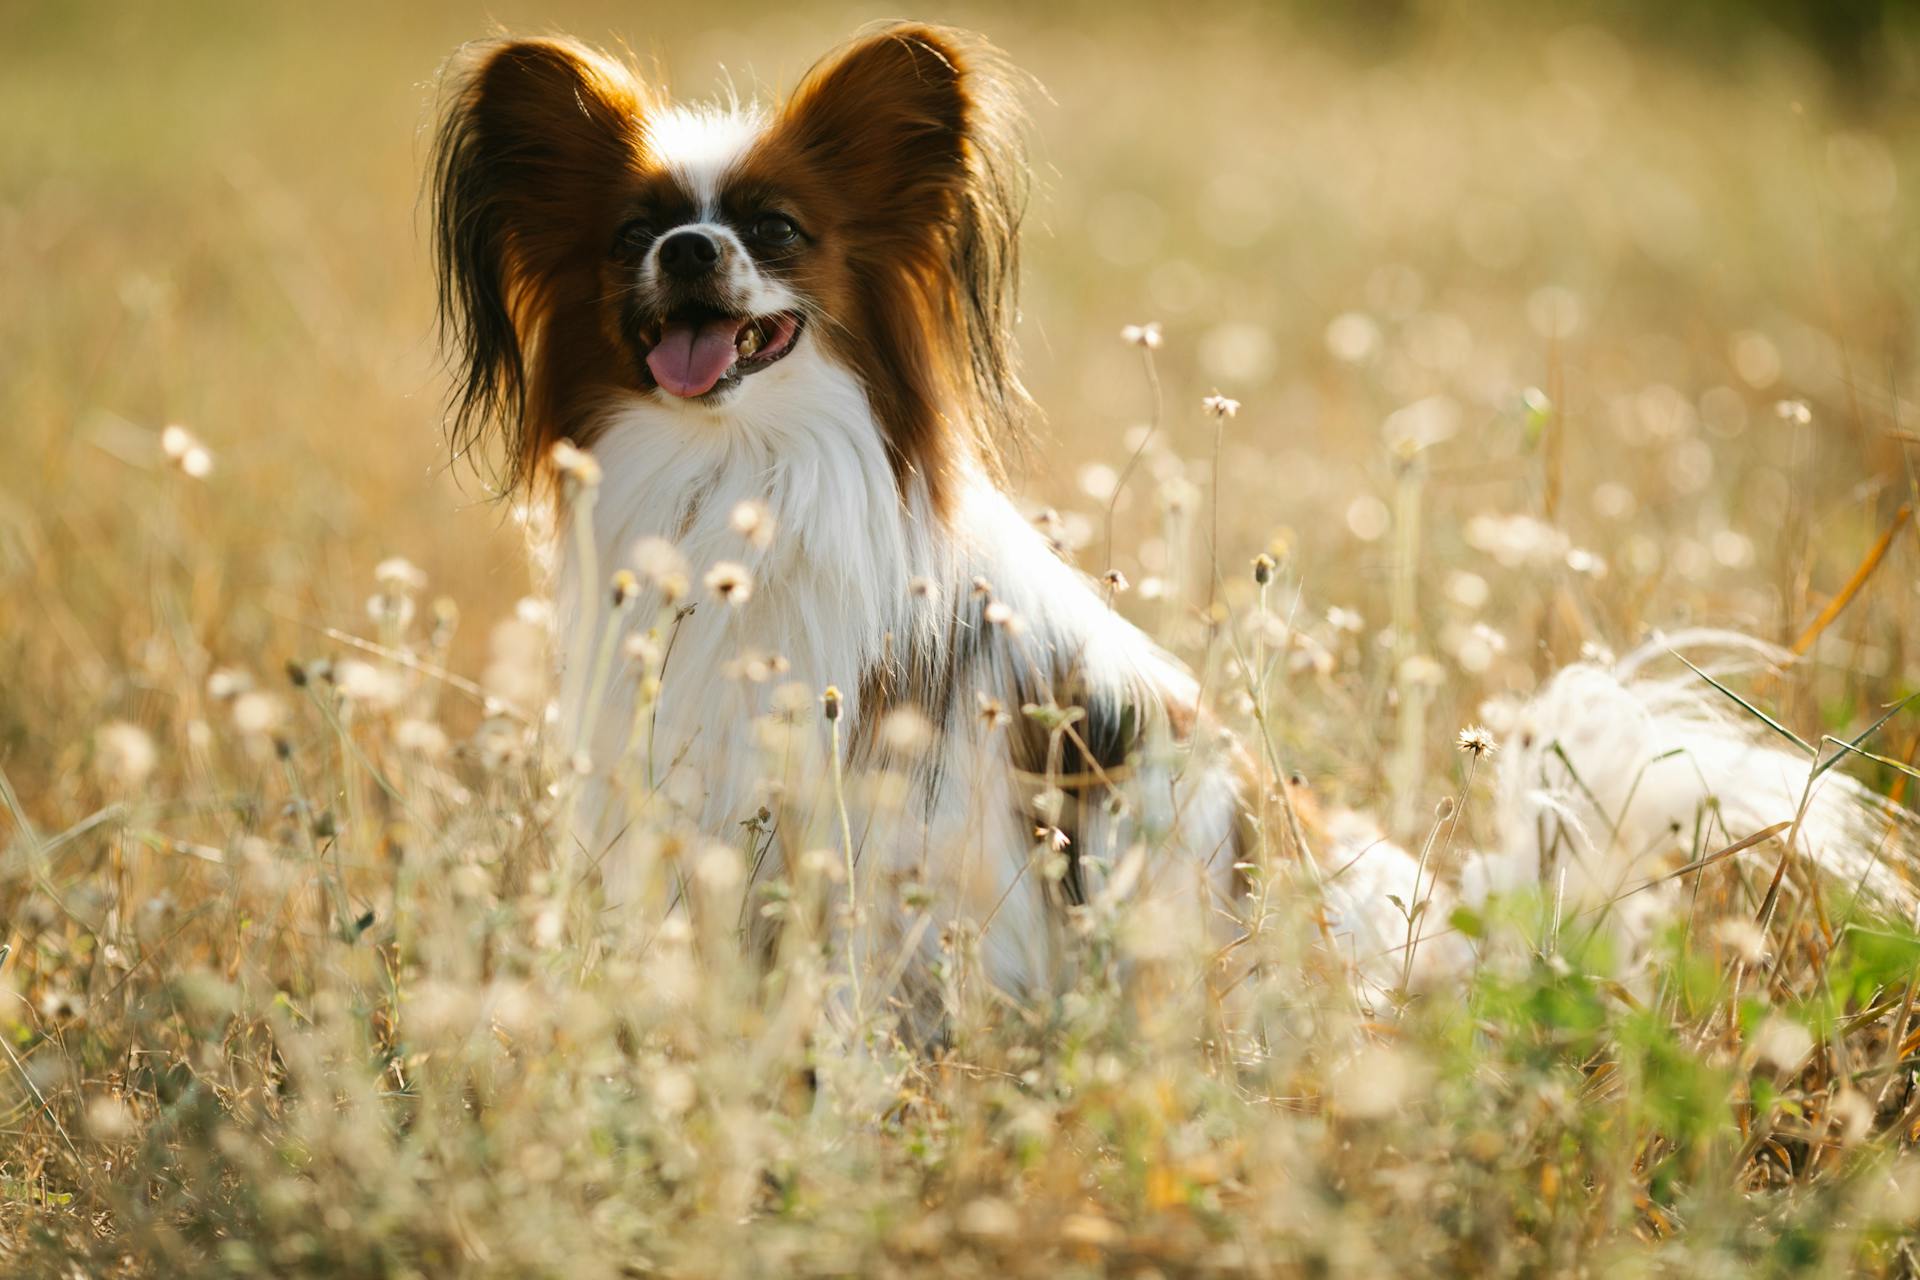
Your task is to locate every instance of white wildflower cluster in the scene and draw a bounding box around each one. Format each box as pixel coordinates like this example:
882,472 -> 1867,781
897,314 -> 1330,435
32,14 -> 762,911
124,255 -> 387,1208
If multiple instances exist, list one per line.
159,424 -> 213,478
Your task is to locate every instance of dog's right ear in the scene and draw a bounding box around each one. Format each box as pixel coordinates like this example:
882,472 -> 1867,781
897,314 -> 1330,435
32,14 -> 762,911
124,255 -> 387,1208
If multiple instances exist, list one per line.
430,38 -> 647,492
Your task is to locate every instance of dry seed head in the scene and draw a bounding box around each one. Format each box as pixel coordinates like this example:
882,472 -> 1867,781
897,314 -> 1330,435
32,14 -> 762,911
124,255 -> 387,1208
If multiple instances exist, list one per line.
1202,392 -> 1241,418
206,667 -> 253,701
231,691 -> 282,737
335,659 -> 405,710
374,557 -> 427,592
1832,1089 -> 1873,1144
395,718 -> 450,758
1399,654 -> 1446,688
1102,568 -> 1129,593
1714,917 -> 1768,965
983,599 -> 1022,633
728,498 -> 775,549
610,569 -> 639,608
907,575 -> 937,600
548,438 -> 601,487
366,591 -> 416,630
1774,398 -> 1813,425
1120,321 -> 1163,350
160,424 -> 214,478
632,537 -> 689,603
38,988 -> 87,1023
1251,553 -> 1277,586
1033,507 -> 1064,549
879,706 -> 934,756
1455,725 -> 1497,757
703,561 -> 752,606
1565,547 -> 1608,578
84,1095 -> 135,1141
94,722 -> 157,791
821,685 -> 843,723
1752,1015 -> 1814,1071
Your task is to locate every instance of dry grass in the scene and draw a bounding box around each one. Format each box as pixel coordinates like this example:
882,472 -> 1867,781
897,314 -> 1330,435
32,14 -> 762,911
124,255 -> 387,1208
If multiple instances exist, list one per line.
6,3 -> 1920,1275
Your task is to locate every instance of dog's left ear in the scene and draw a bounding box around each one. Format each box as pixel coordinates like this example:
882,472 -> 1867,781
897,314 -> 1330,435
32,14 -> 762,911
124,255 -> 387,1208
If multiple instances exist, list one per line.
776,24 -> 1033,495
778,26 -> 980,232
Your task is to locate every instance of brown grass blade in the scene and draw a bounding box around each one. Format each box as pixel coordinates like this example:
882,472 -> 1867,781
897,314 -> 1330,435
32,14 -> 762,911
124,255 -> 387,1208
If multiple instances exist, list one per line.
1790,504 -> 1912,657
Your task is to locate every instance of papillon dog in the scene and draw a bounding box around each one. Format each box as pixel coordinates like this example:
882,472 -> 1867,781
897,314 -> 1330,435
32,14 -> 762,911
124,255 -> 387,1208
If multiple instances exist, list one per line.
430,24 -> 1920,1016
431,25 -> 1245,1009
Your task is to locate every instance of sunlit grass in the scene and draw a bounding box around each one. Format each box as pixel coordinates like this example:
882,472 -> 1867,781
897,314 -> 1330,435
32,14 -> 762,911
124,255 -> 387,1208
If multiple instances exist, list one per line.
5,3 -> 1920,1275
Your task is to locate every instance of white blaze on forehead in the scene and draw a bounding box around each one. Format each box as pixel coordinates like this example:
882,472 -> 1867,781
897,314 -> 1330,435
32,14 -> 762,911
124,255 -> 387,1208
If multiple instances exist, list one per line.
645,105 -> 765,215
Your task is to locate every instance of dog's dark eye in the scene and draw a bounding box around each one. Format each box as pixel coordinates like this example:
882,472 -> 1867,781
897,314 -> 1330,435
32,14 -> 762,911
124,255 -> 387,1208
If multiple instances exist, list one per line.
751,214 -> 800,247
613,218 -> 655,257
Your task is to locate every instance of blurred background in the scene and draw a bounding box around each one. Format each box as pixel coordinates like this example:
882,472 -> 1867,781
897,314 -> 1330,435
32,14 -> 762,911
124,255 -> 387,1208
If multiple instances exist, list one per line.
5,0 -> 1918,819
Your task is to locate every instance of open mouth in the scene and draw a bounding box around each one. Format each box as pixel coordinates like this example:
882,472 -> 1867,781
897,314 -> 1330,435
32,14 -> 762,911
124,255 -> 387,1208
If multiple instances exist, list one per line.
635,308 -> 805,400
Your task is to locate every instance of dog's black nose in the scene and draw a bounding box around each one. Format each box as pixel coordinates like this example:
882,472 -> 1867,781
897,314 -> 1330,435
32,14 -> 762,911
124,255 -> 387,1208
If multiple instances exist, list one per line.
657,229 -> 720,279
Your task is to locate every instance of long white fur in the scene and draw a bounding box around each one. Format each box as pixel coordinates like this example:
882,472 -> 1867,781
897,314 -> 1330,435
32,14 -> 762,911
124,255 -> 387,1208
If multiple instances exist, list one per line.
1313,635 -> 1920,998
551,228 -> 1237,1001
1467,637 -> 1920,961
554,107 -> 1920,1011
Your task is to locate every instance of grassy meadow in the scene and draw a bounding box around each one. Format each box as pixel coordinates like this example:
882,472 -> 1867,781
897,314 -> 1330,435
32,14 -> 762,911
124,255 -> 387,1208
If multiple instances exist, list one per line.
5,1 -> 1920,1274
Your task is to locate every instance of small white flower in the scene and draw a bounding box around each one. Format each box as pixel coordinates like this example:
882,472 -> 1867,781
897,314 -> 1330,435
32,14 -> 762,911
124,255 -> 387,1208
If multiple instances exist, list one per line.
1465,512 -> 1571,569
374,557 -> 427,592
548,439 -> 601,487
1398,655 -> 1446,688
1752,1014 -> 1814,1071
1324,312 -> 1381,363
1565,547 -> 1608,578
231,691 -> 282,737
1714,917 -> 1767,965
704,561 -> 752,605
335,660 -> 405,711
632,537 -> 690,603
1455,725 -> 1497,757
95,722 -> 157,790
1202,392 -> 1240,419
1446,571 -> 1490,611
38,989 -> 87,1022
879,707 -> 934,756
395,718 -> 450,758
1120,321 -> 1163,350
160,424 -> 214,477
206,667 -> 253,701
728,499 -> 774,549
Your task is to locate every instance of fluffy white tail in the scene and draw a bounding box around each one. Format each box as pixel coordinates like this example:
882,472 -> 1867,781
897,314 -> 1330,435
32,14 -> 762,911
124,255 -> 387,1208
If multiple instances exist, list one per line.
1317,632 -> 1920,995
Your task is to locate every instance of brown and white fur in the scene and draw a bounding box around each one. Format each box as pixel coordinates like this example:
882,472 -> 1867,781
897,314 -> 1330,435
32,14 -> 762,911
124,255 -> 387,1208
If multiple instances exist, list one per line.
431,26 -> 1920,1014
431,26 -> 1242,1004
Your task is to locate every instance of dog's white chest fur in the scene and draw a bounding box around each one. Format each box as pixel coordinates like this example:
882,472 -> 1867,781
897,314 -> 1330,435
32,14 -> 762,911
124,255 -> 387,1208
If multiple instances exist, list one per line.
547,350 -> 1237,1001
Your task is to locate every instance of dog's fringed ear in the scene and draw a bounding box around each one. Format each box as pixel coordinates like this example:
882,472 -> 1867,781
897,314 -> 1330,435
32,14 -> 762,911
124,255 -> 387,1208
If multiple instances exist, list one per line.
779,24 -> 1034,485
430,38 -> 647,492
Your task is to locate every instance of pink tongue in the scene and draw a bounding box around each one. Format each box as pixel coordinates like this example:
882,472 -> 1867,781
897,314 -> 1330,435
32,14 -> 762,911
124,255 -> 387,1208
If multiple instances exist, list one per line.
646,317 -> 742,398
